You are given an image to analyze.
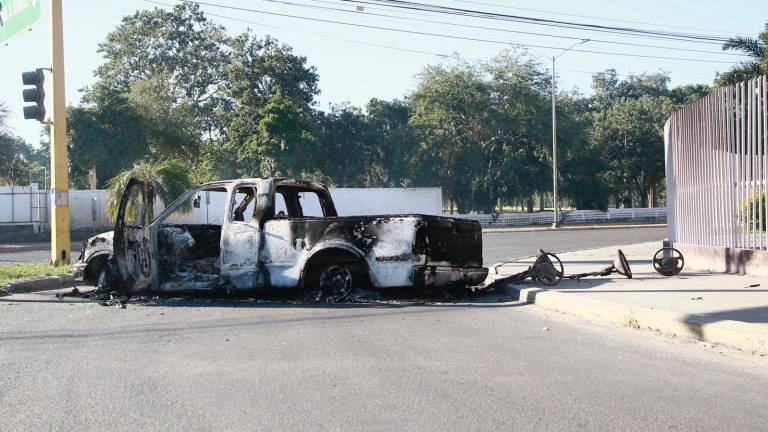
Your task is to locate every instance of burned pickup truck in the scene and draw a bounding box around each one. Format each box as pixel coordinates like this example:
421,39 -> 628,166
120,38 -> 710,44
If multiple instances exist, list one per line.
74,178 -> 487,297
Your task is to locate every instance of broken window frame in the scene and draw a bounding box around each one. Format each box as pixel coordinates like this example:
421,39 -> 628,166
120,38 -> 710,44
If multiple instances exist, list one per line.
229,185 -> 258,224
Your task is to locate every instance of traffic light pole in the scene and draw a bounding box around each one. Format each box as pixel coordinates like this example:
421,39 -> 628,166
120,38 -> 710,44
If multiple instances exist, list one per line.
49,0 -> 69,265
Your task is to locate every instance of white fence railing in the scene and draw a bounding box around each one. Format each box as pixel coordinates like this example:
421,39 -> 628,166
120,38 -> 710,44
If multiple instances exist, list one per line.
454,208 -> 666,227
666,75 -> 768,250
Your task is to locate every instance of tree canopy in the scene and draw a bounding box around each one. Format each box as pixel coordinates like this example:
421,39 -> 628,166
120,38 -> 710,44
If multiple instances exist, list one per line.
52,5 -> 746,212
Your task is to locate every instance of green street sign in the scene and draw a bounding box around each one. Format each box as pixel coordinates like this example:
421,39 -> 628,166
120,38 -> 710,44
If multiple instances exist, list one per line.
0,0 -> 42,45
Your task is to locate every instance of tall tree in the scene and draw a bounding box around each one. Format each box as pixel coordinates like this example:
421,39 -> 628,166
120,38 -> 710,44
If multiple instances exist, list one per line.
410,62 -> 492,212
483,53 -> 551,212
589,71 -> 691,207
0,102 -> 34,186
592,95 -> 675,207
364,98 -> 418,187
313,104 -> 372,187
67,102 -> 149,189
557,94 -> 611,210
86,3 -> 229,137
410,53 -> 552,213
222,34 -> 319,178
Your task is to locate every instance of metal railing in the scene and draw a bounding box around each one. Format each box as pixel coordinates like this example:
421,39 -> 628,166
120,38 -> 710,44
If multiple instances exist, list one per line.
666,75 -> 768,250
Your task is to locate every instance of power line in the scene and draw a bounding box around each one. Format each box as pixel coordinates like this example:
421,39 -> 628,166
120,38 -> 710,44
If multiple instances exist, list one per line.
440,0 -> 747,37
255,0 -> 744,57
175,0 -> 738,64
142,0 -> 722,83
145,0 -> 451,57
342,0 -> 733,44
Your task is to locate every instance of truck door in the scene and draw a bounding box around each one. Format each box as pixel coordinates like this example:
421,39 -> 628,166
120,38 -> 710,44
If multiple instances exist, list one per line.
220,179 -> 274,290
113,178 -> 154,292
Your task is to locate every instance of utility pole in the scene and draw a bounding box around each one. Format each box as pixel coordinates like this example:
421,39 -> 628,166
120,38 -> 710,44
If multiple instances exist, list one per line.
49,0 -> 70,265
551,55 -> 558,228
551,39 -> 589,229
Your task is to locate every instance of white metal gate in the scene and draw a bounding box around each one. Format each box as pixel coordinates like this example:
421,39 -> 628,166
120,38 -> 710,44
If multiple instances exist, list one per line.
666,75 -> 768,250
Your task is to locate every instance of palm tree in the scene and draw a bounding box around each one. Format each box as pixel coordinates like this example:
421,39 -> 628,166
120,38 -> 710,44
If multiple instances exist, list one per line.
717,23 -> 768,86
105,159 -> 193,222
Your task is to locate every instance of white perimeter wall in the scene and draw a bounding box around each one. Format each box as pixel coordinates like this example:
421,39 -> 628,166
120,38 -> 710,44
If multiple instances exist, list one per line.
0,185 -> 42,223
327,188 -> 443,216
0,187 -> 443,229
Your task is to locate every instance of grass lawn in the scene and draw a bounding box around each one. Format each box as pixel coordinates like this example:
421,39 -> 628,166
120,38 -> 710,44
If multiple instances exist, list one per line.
0,263 -> 73,287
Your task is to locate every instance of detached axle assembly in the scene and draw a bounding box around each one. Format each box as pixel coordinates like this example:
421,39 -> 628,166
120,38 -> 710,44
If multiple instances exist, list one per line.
490,249 -> 564,287
492,245 -> 685,289
567,249 -> 633,280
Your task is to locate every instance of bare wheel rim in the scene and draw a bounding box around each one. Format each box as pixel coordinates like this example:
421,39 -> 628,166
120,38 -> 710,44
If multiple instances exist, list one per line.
319,265 -> 353,296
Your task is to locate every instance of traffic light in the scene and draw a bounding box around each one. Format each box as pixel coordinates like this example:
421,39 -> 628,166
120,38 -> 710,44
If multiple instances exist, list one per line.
21,69 -> 46,123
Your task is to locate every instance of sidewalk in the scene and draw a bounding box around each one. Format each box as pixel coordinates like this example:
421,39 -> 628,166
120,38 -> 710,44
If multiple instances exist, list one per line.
483,223 -> 666,233
494,242 -> 768,354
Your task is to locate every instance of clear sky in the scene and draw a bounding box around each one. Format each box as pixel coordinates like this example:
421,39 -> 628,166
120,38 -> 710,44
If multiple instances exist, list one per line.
0,0 -> 765,147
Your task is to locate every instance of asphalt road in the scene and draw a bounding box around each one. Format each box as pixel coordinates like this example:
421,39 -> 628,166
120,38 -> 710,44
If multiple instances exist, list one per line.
0,227 -> 667,264
482,226 -> 667,264
1,289 -> 767,431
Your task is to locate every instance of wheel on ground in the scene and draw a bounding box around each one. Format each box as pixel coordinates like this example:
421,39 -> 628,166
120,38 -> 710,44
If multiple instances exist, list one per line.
96,260 -> 117,294
319,264 -> 354,300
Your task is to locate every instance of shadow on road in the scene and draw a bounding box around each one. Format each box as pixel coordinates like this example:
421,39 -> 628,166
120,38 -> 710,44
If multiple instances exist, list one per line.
683,306 -> 768,328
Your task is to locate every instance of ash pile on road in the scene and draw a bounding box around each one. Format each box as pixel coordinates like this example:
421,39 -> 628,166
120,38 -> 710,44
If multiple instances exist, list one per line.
56,284 -> 513,309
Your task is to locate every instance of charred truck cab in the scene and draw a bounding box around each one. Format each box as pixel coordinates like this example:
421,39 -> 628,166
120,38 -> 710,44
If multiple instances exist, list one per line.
77,177 -> 488,295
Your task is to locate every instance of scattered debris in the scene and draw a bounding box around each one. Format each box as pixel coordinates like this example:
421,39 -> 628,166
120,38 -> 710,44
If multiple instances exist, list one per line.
56,287 -> 80,298
567,249 -> 633,280
488,250 -> 564,288
61,281 -> 519,309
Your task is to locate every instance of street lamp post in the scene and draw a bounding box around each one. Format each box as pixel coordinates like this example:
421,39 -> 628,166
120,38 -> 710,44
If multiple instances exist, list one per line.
551,39 -> 589,229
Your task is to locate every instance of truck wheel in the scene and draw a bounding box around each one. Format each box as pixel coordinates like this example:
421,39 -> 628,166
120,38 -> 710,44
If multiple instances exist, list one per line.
319,264 -> 354,301
96,260 -> 117,295
304,261 -> 366,303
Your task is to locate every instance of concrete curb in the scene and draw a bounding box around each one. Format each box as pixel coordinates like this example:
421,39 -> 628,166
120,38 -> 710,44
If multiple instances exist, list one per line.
483,224 -> 666,234
1,274 -> 76,295
508,284 -> 768,355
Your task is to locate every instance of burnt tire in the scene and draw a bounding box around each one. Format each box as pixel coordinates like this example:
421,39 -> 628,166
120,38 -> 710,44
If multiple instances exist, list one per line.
81,255 -> 108,286
96,260 -> 118,295
304,261 -> 367,302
